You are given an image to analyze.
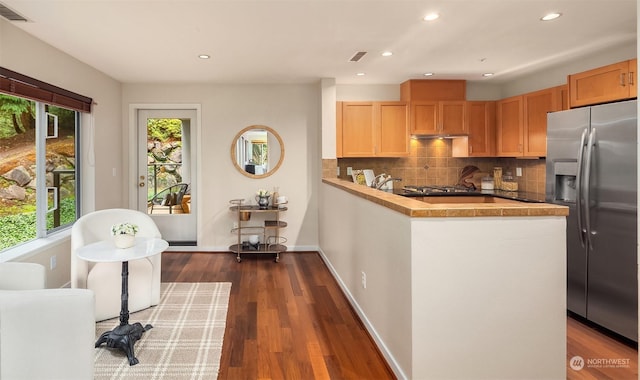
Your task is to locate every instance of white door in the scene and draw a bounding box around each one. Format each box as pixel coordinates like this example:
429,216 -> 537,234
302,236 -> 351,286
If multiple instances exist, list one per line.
137,109 -> 197,244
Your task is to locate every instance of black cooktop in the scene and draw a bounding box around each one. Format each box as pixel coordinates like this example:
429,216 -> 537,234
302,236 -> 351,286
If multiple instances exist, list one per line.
397,185 -> 545,203
403,185 -> 474,194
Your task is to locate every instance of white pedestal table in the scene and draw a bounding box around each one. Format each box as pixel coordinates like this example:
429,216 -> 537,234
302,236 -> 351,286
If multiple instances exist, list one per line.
76,236 -> 168,365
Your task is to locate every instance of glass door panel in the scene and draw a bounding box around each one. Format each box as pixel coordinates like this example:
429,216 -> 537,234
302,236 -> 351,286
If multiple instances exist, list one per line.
137,110 -> 196,244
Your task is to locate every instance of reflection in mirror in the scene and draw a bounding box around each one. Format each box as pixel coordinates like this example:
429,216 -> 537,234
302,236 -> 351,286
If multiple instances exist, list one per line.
231,125 -> 284,178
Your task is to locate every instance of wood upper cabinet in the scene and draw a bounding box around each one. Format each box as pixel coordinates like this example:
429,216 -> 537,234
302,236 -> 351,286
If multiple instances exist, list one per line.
523,87 -> 560,157
400,79 -> 466,101
410,101 -> 467,135
630,58 -> 637,98
401,79 -> 467,136
410,101 -> 438,135
378,102 -> 410,156
555,84 -> 569,111
336,101 -> 409,157
496,95 -> 524,157
452,101 -> 495,157
497,87 -> 560,157
568,59 -> 637,108
338,102 -> 375,157
440,102 -> 467,135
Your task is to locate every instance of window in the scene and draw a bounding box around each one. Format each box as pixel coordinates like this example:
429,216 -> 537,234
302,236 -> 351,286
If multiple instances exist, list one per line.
0,93 -> 80,252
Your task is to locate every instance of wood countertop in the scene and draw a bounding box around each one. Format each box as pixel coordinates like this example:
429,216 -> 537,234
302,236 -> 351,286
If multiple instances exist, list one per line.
322,178 -> 569,218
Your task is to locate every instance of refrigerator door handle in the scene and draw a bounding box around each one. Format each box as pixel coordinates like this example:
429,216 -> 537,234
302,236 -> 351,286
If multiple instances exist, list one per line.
575,128 -> 588,247
584,128 -> 597,248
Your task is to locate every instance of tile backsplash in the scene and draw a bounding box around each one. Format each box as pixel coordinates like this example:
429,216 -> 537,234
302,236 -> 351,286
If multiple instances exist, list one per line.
334,139 -> 546,194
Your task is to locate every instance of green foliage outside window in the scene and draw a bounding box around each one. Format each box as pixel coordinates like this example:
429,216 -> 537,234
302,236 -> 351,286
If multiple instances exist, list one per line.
252,143 -> 268,165
0,94 -> 35,138
0,197 -> 76,251
147,118 -> 183,199
147,118 -> 182,141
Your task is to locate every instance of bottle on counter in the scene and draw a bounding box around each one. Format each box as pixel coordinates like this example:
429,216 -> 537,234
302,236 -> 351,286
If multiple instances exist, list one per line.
493,167 -> 503,190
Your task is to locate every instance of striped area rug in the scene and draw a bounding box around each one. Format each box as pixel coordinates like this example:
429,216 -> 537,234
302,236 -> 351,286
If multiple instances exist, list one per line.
94,282 -> 231,380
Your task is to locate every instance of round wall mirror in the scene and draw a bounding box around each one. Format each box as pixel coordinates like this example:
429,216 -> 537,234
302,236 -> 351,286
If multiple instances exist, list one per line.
231,125 -> 284,178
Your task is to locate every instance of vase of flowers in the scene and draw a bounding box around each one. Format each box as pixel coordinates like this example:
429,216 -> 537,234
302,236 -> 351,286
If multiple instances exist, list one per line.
255,189 -> 271,209
111,222 -> 139,249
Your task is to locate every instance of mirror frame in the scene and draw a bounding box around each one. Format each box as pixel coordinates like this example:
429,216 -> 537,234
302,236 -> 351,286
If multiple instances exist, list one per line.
230,125 -> 285,179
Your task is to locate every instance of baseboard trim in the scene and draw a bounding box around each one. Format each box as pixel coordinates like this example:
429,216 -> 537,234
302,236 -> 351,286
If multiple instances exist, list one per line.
165,245 -> 319,252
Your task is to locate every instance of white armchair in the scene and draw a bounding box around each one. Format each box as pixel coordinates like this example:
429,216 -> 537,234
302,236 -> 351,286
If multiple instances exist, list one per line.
71,208 -> 163,321
0,262 -> 95,380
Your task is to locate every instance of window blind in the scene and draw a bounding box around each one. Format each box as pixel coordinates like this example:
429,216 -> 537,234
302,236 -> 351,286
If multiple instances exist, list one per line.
0,66 -> 92,112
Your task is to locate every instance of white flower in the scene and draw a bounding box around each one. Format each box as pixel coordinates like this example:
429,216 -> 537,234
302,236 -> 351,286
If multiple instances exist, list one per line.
256,189 -> 270,197
111,222 -> 139,236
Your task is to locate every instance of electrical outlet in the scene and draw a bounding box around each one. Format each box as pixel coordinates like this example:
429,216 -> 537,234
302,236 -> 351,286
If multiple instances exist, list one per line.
516,167 -> 522,177
361,271 -> 367,289
337,166 -> 340,176
50,255 -> 57,270
347,167 -> 353,175
233,222 -> 239,229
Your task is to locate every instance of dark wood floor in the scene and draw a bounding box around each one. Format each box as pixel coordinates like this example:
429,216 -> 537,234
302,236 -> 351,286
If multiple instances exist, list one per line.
161,251 -> 396,379
567,316 -> 638,380
162,251 -> 638,379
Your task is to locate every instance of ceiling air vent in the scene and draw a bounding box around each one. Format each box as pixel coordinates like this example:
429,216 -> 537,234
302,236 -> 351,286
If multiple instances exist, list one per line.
0,3 -> 28,21
349,51 -> 367,62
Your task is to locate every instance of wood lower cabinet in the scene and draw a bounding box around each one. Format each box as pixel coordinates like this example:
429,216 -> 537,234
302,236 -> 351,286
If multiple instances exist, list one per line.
452,101 -> 495,157
569,59 -> 637,108
410,101 -> 466,135
337,101 -> 409,157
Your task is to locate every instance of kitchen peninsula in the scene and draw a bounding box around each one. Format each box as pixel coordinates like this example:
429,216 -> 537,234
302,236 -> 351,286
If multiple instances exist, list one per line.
319,178 -> 568,379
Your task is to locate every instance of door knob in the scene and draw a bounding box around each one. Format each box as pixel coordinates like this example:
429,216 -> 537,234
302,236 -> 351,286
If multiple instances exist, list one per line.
139,182 -> 145,187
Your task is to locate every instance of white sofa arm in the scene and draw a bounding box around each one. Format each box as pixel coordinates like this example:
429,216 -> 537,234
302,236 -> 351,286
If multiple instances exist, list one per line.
0,262 -> 45,290
0,288 -> 95,380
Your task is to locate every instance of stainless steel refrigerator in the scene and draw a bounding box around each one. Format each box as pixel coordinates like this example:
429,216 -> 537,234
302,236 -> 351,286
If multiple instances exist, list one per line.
546,99 -> 637,342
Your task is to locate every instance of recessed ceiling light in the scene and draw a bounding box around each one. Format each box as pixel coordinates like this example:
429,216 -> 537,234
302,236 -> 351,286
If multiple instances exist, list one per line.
198,54 -> 210,59
541,12 -> 561,21
356,72 -> 366,76
381,51 -> 393,57
482,73 -> 494,77
423,13 -> 439,21
423,72 -> 434,77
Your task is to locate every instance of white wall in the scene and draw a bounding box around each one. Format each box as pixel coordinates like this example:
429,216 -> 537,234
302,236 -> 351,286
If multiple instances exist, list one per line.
337,84 -> 400,101
121,84 -> 320,250
321,78 -> 337,159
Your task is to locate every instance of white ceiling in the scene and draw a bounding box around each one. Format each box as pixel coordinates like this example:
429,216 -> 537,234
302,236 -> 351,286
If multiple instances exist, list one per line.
1,0 -> 637,85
